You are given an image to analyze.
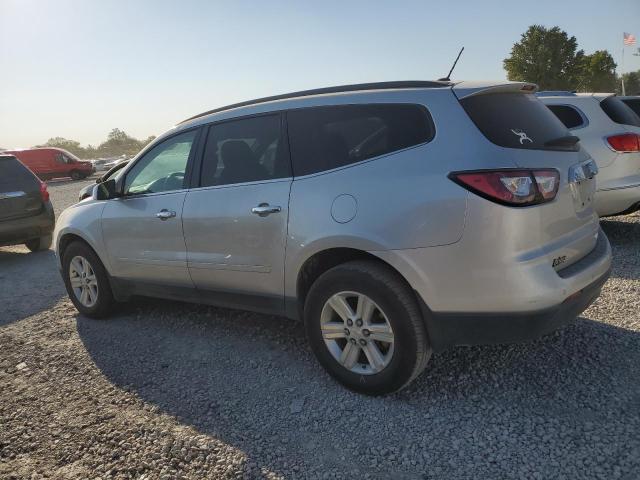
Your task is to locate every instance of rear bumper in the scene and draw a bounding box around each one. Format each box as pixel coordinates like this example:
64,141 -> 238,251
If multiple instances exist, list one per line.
418,233 -> 611,351
596,183 -> 640,217
0,202 -> 55,247
421,267 -> 609,351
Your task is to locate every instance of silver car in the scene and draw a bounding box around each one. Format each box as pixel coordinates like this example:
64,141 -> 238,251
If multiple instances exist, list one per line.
54,80 -> 612,394
538,92 -> 640,216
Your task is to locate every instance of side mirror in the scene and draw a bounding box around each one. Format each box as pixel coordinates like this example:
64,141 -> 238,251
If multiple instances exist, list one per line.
96,179 -> 120,200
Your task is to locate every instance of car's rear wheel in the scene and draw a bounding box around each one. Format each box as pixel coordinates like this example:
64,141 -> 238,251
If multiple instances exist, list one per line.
304,260 -> 431,395
25,235 -> 52,252
62,241 -> 114,318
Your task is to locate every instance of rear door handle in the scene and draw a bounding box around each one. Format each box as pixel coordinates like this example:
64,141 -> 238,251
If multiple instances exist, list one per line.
156,209 -> 176,220
251,203 -> 281,217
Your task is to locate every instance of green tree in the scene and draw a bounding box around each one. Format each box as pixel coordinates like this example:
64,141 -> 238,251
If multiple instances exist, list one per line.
579,50 -> 617,92
618,70 -> 640,95
97,128 -> 145,157
39,137 -> 87,158
504,25 -> 584,90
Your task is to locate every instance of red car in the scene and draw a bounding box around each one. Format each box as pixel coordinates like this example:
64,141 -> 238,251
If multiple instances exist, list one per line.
3,148 -> 94,181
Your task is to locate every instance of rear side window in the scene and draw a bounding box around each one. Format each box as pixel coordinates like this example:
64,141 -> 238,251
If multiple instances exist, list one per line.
460,93 -> 574,151
0,156 -> 35,181
547,105 -> 585,129
622,98 -> 640,118
200,114 -> 290,187
601,97 -> 640,126
288,104 -> 434,176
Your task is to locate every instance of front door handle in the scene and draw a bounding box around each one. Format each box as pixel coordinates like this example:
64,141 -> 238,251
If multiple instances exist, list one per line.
156,209 -> 176,220
251,203 -> 281,217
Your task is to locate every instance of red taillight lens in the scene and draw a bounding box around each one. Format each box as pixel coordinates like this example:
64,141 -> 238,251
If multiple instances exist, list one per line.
449,169 -> 560,206
39,181 -> 50,203
606,134 -> 640,152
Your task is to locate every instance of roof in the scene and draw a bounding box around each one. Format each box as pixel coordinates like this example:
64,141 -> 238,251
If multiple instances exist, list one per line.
179,80 -> 453,124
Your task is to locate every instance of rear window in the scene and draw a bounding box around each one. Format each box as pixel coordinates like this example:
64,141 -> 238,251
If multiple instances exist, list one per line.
0,155 -> 35,180
600,96 -> 640,127
620,98 -> 640,122
547,105 -> 586,129
288,104 -> 434,176
459,93 -> 574,151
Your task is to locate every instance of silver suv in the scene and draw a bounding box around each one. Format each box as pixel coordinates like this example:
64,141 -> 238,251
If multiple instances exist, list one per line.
54,81 -> 612,394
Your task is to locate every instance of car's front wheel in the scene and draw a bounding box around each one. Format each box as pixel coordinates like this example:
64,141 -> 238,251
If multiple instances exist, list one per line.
62,241 -> 114,318
304,260 -> 431,395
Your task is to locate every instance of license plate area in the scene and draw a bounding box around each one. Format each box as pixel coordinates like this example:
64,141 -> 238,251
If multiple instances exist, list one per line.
569,160 -> 598,213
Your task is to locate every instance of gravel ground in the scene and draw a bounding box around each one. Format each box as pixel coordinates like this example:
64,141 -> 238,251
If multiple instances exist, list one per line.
1,177 -> 639,479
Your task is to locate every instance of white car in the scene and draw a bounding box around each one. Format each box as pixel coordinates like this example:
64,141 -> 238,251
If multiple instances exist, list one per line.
538,92 -> 640,217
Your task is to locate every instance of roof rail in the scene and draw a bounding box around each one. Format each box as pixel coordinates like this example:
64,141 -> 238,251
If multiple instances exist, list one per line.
179,80 -> 452,124
535,91 -> 577,97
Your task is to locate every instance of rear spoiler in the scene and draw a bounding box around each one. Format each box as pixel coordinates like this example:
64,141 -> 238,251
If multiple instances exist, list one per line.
452,81 -> 538,100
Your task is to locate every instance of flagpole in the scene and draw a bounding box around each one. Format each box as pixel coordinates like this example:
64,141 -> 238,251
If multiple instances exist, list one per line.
621,46 -> 626,95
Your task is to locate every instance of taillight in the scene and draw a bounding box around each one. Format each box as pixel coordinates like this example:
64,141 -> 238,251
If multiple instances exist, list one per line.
39,181 -> 50,203
606,133 -> 640,152
449,169 -> 560,207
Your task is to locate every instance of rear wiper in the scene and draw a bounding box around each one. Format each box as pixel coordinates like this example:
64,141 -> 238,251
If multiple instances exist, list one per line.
544,135 -> 580,148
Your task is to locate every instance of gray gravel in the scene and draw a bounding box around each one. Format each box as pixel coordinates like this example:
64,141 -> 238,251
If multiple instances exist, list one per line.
1,177 -> 639,479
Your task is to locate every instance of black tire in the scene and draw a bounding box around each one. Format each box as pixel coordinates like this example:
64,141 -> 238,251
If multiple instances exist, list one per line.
70,170 -> 81,180
304,260 -> 431,395
25,235 -> 52,252
61,241 -> 114,318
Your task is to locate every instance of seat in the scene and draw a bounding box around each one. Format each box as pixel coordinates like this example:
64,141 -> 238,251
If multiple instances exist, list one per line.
219,140 -> 267,185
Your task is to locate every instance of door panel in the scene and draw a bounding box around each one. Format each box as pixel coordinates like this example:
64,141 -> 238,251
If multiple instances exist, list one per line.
101,128 -> 200,287
183,180 -> 291,301
102,192 -> 193,286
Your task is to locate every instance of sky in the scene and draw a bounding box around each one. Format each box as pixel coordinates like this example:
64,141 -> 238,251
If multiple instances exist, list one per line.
1,0 -> 639,149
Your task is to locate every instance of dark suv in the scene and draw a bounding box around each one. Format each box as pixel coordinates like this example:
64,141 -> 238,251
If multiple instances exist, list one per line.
0,155 -> 55,251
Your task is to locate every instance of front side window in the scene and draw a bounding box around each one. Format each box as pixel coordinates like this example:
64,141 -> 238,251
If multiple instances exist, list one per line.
124,130 -> 196,195
288,104 -> 434,176
200,114 -> 289,187
55,153 -> 72,164
547,105 -> 585,130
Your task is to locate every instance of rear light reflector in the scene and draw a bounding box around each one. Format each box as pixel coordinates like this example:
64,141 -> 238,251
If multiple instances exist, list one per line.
39,181 -> 50,203
606,133 -> 640,152
449,169 -> 560,207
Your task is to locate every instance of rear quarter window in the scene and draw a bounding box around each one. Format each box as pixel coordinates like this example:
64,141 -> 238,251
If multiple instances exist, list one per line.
459,93 -> 574,151
600,97 -> 640,127
287,103 -> 434,176
546,105 -> 586,129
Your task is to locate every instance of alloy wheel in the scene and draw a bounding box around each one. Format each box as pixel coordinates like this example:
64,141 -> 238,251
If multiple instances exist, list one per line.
69,255 -> 99,308
320,291 -> 395,375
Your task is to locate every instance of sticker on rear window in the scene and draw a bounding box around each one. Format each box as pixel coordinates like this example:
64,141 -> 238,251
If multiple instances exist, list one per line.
511,129 -> 533,144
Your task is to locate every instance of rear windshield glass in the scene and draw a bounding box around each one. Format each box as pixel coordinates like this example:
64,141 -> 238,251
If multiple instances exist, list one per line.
600,96 -> 640,127
620,98 -> 640,121
459,93 -> 575,151
0,155 -> 35,180
547,105 -> 586,129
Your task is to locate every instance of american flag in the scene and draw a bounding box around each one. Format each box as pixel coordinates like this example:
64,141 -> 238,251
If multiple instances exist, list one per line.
624,32 -> 636,46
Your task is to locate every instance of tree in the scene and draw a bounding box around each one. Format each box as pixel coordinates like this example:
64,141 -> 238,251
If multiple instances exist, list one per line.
579,50 -> 617,92
618,70 -> 640,95
97,128 -> 146,157
40,137 -> 86,158
504,25 -> 584,90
